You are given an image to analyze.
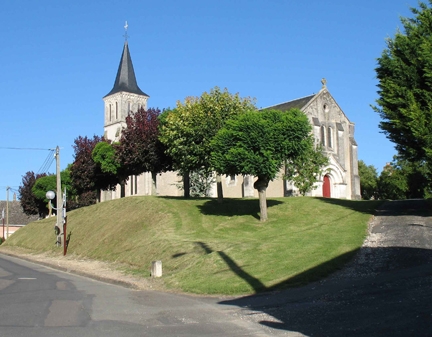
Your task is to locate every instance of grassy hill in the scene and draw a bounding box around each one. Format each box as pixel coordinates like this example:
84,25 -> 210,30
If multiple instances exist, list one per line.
0,196 -> 382,295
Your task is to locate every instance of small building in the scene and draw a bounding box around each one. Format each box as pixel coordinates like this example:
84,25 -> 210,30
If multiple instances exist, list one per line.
0,198 -> 39,239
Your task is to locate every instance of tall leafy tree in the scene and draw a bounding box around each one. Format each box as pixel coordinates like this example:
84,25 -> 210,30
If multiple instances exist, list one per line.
117,107 -> 171,194
18,171 -> 47,217
159,87 -> 256,198
358,160 -> 378,200
373,1 -> 432,175
211,109 -> 313,222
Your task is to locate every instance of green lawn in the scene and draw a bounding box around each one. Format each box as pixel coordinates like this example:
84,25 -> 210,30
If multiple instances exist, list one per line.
0,196 -> 382,295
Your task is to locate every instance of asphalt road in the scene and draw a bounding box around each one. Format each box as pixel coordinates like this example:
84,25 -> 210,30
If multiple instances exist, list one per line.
0,254 -> 284,336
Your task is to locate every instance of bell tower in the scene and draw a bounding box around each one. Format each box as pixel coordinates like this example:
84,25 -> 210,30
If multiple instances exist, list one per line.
103,22 -> 149,142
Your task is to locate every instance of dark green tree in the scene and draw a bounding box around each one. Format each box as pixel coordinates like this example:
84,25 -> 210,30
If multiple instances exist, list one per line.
382,156 -> 431,199
377,162 -> 408,200
373,1 -> 432,176
211,108 -> 313,222
358,160 -> 378,200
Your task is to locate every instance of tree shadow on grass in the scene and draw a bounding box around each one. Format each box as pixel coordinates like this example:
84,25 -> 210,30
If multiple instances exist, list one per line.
197,199 -> 283,220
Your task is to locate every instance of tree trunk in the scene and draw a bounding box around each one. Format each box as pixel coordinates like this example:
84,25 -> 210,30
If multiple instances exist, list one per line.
254,176 -> 269,222
183,172 -> 190,198
120,181 -> 126,198
151,172 -> 157,195
216,174 -> 223,203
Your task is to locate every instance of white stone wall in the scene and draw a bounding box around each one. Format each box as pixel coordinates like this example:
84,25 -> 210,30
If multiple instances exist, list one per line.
103,92 -> 148,142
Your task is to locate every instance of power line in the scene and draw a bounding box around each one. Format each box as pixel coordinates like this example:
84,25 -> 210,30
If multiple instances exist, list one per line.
0,146 -> 58,174
37,149 -> 55,174
0,147 -> 52,151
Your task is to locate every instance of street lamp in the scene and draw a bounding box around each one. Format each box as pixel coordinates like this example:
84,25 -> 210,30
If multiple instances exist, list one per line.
46,189 -> 67,252
46,190 -> 55,217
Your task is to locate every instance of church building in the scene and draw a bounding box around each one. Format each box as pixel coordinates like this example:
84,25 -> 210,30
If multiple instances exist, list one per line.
101,40 -> 361,201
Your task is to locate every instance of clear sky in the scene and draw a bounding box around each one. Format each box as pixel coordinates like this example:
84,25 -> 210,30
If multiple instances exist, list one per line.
0,0 -> 417,200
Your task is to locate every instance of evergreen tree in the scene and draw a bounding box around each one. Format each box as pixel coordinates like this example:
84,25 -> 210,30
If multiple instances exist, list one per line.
373,1 -> 432,176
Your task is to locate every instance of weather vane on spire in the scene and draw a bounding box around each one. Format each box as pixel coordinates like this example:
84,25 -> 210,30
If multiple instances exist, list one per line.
123,21 -> 129,41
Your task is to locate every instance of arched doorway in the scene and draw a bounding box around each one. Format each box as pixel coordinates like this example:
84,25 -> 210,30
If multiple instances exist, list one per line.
323,175 -> 331,198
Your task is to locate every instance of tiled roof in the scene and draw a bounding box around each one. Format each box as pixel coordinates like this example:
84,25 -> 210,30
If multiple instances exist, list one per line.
0,201 -> 39,226
104,41 -> 149,98
263,94 -> 316,112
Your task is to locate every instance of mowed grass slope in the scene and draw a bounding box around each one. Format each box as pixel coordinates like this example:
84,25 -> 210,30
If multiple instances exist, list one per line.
1,196 -> 382,295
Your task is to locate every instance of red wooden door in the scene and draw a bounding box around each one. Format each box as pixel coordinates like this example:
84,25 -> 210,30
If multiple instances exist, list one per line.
323,175 -> 331,198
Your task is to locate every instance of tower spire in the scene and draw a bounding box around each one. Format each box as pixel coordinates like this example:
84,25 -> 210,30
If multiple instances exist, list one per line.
104,23 -> 148,98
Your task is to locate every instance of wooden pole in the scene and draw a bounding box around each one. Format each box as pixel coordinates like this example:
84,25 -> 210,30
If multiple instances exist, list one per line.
6,187 -> 9,239
56,146 -> 63,247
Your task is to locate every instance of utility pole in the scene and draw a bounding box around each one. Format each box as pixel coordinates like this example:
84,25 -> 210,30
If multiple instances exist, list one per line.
55,146 -> 63,247
2,208 -> 4,240
6,187 -> 9,239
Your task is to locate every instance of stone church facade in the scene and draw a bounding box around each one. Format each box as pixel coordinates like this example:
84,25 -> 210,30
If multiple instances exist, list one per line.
101,41 -> 361,201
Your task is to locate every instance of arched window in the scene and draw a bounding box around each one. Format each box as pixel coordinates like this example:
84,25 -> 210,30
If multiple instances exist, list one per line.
109,104 -> 112,122
115,102 -> 118,119
128,102 -> 131,114
320,126 -> 326,146
327,127 -> 332,148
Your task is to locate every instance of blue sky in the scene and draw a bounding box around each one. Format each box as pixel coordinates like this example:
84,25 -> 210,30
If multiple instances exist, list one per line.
0,0 -> 416,200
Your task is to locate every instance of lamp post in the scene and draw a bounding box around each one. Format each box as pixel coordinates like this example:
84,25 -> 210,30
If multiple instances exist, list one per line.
46,188 -> 67,254
46,190 -> 61,246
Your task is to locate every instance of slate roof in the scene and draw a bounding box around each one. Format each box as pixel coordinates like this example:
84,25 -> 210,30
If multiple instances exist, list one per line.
104,41 -> 149,98
263,94 -> 316,112
0,201 -> 39,226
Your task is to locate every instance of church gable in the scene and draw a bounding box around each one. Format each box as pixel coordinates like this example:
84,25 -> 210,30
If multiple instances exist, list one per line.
263,82 -> 360,200
302,88 -> 353,132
